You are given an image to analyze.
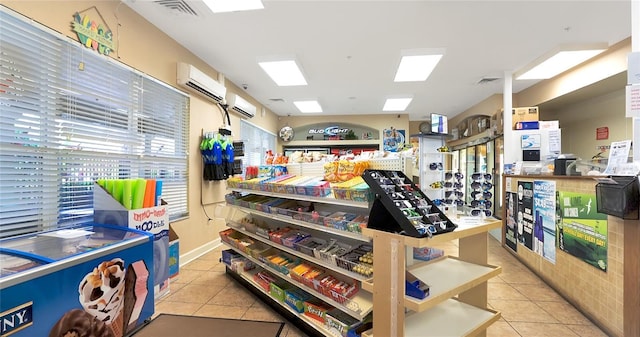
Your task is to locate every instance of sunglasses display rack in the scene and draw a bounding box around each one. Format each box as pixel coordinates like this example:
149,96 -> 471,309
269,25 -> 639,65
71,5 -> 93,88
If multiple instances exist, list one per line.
469,172 -> 493,218
362,169 -> 457,238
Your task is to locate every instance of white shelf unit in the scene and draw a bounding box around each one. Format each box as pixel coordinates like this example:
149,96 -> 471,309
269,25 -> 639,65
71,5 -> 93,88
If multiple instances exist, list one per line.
415,133 -> 450,201
361,218 -> 502,337
222,266 -> 338,337
222,187 -> 374,336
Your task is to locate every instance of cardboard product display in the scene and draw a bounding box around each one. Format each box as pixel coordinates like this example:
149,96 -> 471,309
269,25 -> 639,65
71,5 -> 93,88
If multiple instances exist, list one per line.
511,107 -> 539,130
168,225 -> 180,281
93,183 -> 170,299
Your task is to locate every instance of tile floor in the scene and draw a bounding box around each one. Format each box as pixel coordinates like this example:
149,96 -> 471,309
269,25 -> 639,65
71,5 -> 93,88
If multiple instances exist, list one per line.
154,236 -> 610,337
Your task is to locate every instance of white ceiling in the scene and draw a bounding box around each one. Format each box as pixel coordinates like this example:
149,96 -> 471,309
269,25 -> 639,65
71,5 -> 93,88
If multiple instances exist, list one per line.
124,0 -> 631,121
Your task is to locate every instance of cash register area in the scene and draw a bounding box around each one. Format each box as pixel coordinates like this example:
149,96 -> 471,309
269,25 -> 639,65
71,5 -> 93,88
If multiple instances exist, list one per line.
155,237 -> 608,337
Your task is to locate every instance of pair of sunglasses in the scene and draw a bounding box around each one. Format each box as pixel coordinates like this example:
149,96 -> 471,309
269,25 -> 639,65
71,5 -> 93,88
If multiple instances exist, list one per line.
471,191 -> 493,199
444,172 -> 464,180
470,209 -> 492,217
470,181 -> 493,190
470,199 -> 493,208
444,182 -> 463,189
429,162 -> 443,170
471,173 -> 493,181
443,199 -> 464,207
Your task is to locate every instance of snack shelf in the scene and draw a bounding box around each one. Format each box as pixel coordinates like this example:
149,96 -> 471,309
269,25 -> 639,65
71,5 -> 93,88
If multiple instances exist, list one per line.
361,255 -> 501,312
227,222 -> 372,282
222,242 -> 374,321
223,265 -> 336,337
362,298 -> 500,337
228,205 -> 370,243
229,188 -> 370,209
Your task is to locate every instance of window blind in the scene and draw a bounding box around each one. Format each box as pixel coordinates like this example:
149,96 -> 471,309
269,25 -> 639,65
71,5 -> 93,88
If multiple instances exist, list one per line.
240,120 -> 276,171
0,7 -> 189,238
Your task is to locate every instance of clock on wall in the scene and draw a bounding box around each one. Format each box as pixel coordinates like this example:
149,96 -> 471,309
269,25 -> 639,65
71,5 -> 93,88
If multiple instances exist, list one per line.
279,126 -> 294,142
419,121 -> 431,134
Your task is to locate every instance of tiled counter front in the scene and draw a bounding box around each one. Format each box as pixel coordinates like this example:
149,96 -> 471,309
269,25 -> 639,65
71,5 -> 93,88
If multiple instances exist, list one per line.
503,175 -> 629,337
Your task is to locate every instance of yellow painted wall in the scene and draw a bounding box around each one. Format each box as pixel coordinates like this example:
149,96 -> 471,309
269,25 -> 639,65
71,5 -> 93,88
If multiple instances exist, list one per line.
3,1 -> 279,259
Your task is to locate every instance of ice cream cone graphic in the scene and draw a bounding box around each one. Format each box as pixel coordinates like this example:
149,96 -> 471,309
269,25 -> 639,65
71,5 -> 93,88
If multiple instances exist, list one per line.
78,258 -> 126,337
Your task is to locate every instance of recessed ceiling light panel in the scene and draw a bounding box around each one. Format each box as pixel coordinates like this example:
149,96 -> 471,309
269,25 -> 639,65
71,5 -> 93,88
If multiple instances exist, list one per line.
383,97 -> 413,111
516,44 -> 607,80
258,59 -> 308,86
394,48 -> 445,82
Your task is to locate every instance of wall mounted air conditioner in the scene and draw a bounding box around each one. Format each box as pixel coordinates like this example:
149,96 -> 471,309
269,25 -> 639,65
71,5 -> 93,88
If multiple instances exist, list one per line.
176,62 -> 226,103
227,94 -> 256,118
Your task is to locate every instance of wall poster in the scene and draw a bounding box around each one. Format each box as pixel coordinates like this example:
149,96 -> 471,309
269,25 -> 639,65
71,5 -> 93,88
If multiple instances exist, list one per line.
505,192 -> 518,252
517,181 -> 534,250
556,191 -> 608,271
383,127 -> 405,152
533,180 -> 556,263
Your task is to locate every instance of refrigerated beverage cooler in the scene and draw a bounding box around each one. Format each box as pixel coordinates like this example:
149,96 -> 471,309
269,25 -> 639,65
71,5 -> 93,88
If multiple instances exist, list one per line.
0,223 -> 154,337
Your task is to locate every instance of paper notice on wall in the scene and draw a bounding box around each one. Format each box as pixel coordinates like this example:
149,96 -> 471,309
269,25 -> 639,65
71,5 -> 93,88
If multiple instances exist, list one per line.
626,85 -> 640,117
547,129 -> 561,153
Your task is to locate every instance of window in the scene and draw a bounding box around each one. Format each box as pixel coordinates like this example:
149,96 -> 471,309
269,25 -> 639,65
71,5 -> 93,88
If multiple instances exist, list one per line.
0,7 -> 189,238
240,120 -> 276,171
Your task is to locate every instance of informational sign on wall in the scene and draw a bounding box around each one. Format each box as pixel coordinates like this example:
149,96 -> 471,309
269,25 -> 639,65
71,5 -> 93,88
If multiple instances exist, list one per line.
556,191 -> 608,272
505,192 -> 518,252
533,180 -> 556,263
517,181 -> 534,251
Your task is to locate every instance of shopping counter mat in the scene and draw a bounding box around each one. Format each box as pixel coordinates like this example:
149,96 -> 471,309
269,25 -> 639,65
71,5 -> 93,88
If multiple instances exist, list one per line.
131,313 -> 285,337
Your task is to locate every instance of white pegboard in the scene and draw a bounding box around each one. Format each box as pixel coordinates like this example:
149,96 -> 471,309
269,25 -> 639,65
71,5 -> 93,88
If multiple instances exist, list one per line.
368,158 -> 404,171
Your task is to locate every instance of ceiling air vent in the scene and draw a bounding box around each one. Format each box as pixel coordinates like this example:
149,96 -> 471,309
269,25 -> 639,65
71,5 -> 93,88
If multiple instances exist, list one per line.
269,98 -> 285,103
477,77 -> 500,85
154,0 -> 198,15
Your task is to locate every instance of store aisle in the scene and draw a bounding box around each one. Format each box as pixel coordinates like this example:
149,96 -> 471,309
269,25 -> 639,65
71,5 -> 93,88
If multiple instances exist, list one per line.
154,236 -> 609,337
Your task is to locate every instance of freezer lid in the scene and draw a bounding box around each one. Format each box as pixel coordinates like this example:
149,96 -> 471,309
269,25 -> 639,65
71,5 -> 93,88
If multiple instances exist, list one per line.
0,223 -> 151,261
0,252 -> 45,278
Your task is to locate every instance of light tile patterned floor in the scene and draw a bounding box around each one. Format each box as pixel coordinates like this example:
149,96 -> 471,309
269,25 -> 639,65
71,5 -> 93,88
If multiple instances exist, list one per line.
154,236 -> 609,337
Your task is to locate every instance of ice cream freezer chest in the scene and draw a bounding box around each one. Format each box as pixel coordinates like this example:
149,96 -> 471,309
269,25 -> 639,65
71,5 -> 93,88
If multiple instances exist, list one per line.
0,223 -> 154,337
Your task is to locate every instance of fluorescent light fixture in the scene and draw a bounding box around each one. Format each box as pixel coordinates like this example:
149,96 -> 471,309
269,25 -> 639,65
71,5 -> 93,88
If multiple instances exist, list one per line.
383,97 -> 412,111
203,0 -> 264,13
294,100 -> 322,113
258,59 -> 308,86
394,49 -> 444,82
516,44 -> 607,80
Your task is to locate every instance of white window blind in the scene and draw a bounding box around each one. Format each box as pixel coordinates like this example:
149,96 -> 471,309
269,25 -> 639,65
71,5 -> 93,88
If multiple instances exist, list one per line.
240,120 -> 276,170
0,7 -> 189,238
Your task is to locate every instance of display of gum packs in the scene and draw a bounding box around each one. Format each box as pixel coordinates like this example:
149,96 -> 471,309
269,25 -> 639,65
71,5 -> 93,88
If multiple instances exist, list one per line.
303,299 -> 333,324
253,270 -> 276,292
268,227 -> 292,244
269,280 -> 289,302
348,183 -> 373,202
281,231 -> 311,249
297,177 -> 331,197
230,257 -> 254,273
289,263 -> 313,283
284,288 -> 312,313
266,253 -> 299,275
325,308 -> 361,337
329,279 -> 359,304
272,176 -> 300,194
294,236 -> 327,257
346,215 -> 368,233
325,212 -> 358,231
330,176 -> 365,200
262,174 -> 295,192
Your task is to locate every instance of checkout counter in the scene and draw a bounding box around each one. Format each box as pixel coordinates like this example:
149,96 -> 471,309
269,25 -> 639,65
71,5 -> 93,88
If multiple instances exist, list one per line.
501,173 -> 640,337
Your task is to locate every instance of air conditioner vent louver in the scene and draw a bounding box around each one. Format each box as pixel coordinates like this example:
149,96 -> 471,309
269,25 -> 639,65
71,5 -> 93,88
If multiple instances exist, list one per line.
154,0 -> 198,15
228,94 -> 256,118
185,82 -> 223,102
177,63 -> 227,103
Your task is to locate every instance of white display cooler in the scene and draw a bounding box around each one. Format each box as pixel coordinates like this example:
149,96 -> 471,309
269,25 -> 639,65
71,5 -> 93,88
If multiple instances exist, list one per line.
0,223 -> 154,337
